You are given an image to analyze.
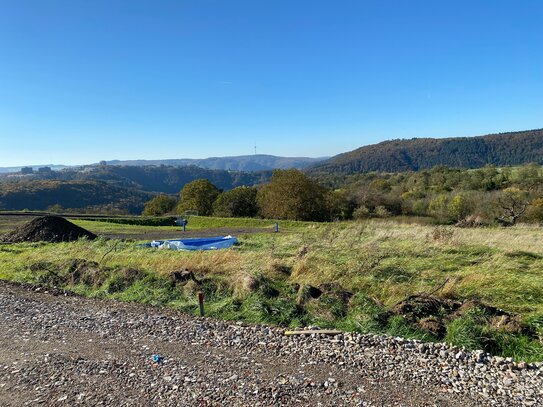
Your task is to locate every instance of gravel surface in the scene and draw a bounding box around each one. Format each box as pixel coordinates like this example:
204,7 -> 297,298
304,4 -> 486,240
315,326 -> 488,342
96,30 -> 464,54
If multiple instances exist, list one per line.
0,281 -> 541,406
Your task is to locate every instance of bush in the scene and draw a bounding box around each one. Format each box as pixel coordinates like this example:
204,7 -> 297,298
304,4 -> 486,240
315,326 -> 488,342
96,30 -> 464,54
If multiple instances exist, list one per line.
213,186 -> 258,218
142,194 -> 177,216
88,217 -> 177,226
353,205 -> 371,219
526,198 -> 543,223
177,179 -> 220,216
257,169 -> 329,221
374,205 -> 391,218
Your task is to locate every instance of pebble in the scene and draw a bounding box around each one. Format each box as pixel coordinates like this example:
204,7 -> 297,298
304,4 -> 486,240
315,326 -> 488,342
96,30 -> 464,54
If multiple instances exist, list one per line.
0,281 -> 541,407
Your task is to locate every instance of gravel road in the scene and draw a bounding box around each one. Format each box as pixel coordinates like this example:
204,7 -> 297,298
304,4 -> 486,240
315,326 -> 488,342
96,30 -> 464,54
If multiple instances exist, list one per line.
0,281 -> 541,406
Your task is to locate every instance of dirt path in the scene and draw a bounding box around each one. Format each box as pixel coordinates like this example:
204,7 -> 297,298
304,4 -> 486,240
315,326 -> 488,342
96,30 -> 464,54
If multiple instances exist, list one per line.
0,281 -> 507,406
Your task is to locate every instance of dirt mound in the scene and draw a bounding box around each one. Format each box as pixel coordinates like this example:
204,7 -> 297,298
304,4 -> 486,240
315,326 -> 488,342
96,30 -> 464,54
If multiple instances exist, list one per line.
455,215 -> 485,228
1,216 -> 97,243
392,295 -> 461,321
392,295 -> 530,338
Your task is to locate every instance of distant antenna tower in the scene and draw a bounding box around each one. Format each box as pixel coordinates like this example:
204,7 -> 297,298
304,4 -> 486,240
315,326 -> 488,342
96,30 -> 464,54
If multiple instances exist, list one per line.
254,143 -> 257,155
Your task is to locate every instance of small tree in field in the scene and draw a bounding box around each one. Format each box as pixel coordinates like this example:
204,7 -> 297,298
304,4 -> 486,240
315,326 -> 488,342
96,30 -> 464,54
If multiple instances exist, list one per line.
447,193 -> 473,222
257,169 -> 328,221
213,186 -> 258,218
428,194 -> 450,223
177,179 -> 220,216
142,194 -> 177,216
527,198 -> 543,223
496,188 -> 530,226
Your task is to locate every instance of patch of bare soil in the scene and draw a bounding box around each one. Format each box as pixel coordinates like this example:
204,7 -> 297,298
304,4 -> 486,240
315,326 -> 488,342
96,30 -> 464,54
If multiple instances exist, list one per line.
0,216 -> 96,243
392,294 -> 529,337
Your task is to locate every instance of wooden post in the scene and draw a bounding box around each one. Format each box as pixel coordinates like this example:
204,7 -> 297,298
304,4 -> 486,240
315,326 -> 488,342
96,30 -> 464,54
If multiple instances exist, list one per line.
198,291 -> 204,316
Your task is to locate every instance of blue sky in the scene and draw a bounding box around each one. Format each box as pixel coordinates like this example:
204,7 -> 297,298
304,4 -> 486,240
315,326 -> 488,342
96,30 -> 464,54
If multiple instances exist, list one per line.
0,1 -> 542,166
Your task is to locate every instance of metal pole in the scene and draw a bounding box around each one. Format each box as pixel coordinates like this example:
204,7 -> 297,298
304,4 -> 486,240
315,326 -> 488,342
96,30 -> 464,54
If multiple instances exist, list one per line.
275,222 -> 279,233
198,291 -> 204,316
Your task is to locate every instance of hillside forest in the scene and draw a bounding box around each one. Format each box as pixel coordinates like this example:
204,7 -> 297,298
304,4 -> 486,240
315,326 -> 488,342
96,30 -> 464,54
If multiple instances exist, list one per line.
2,161 -> 543,226
143,165 -> 543,226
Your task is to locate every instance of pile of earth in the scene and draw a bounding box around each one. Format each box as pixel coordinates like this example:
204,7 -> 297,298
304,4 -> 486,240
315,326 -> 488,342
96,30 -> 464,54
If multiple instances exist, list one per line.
0,216 -> 97,243
392,294 -> 527,338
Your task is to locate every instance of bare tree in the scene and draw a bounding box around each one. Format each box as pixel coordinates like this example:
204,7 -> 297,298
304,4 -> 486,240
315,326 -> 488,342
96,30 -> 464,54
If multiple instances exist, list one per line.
496,188 -> 529,226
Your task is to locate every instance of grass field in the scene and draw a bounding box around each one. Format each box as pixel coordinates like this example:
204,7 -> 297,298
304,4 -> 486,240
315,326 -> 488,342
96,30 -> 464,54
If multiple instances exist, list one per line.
1,216 -> 542,361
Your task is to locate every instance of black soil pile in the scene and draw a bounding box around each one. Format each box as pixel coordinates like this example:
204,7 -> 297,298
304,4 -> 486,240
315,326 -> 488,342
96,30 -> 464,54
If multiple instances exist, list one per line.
1,216 -> 97,243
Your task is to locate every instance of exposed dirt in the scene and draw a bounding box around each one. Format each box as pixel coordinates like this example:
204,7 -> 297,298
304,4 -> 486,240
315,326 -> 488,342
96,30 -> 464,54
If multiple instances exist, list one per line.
0,216 -> 96,243
392,295 -> 529,338
393,295 -> 462,321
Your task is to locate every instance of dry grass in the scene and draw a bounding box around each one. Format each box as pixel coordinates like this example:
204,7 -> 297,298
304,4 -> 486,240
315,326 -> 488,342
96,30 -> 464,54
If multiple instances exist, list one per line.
2,218 -> 543,322
2,217 -> 543,360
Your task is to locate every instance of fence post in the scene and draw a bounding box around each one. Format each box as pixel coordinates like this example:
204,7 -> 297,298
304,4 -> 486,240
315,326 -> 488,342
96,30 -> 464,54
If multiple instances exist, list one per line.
198,291 -> 204,316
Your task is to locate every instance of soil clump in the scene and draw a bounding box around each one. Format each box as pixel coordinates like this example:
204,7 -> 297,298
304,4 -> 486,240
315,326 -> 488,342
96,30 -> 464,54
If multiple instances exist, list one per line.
0,216 -> 97,243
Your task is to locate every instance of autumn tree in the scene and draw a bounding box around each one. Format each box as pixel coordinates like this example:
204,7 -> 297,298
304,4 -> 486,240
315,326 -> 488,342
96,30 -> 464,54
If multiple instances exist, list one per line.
527,198 -> 543,223
177,179 -> 220,216
447,193 -> 473,222
496,188 -> 530,226
142,194 -> 177,216
213,186 -> 258,218
257,169 -> 328,221
325,190 -> 353,220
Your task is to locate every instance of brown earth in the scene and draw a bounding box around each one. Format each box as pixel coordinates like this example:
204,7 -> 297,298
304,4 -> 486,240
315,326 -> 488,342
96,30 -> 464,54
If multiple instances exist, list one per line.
0,216 -> 96,243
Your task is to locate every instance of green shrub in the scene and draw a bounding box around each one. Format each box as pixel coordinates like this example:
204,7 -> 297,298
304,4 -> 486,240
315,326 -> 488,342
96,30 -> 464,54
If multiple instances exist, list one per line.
87,217 -> 177,226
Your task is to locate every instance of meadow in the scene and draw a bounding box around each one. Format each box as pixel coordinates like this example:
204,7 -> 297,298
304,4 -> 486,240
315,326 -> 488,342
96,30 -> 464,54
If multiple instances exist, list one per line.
1,215 -> 542,361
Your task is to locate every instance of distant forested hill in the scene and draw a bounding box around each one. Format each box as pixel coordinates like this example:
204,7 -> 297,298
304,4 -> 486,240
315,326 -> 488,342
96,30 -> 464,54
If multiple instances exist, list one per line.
58,165 -> 271,194
106,154 -> 326,171
0,165 -> 270,213
0,180 -> 152,213
17,165 -> 271,194
311,129 -> 543,175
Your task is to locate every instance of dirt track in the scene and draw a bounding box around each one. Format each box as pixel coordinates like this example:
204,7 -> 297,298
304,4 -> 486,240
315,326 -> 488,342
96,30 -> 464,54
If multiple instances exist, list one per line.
0,281 -> 487,406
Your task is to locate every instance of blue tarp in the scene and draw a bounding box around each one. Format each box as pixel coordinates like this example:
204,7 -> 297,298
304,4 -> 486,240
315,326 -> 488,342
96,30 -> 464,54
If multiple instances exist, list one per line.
142,236 -> 238,251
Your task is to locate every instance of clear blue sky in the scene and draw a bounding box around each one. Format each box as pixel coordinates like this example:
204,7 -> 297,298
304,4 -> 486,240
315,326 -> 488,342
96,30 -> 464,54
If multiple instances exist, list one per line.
0,1 -> 542,166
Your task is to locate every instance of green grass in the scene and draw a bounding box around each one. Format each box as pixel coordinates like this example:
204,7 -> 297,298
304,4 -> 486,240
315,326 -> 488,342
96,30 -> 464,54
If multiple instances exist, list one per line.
72,215 -> 316,233
1,217 -> 543,361
62,216 -> 318,239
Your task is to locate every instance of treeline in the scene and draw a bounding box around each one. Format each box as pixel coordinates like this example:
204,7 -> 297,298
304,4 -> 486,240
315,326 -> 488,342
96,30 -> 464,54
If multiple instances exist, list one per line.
338,164 -> 543,225
145,164 -> 543,225
11,164 -> 270,194
311,129 -> 543,175
0,180 -> 152,214
143,169 -> 348,221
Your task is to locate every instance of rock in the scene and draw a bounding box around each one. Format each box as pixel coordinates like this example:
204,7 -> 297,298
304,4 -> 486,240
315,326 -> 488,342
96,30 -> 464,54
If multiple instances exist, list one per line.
1,280 -> 541,407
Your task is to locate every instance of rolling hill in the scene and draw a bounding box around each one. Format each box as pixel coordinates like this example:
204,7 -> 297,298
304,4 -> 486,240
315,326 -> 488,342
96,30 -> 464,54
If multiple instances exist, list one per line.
105,154 -> 326,171
0,180 -> 153,214
0,165 -> 270,214
311,129 -> 543,175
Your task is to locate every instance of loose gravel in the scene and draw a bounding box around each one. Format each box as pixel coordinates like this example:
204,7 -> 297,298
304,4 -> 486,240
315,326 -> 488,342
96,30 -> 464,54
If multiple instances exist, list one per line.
0,281 -> 541,406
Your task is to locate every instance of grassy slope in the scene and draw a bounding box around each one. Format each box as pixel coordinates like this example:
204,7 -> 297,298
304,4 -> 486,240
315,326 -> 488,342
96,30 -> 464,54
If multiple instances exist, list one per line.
1,218 -> 542,360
